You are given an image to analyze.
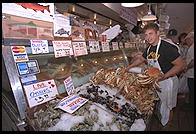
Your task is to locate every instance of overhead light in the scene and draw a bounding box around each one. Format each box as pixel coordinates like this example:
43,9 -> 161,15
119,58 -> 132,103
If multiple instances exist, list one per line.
121,3 -> 144,7
142,4 -> 157,21
72,5 -> 75,12
94,19 -> 97,24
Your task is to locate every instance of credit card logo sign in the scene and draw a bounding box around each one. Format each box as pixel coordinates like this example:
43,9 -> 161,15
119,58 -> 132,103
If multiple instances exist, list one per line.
12,46 -> 25,53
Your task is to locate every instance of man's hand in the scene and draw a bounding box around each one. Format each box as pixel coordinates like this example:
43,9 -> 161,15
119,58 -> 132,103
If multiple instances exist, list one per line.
124,67 -> 130,72
156,73 -> 165,82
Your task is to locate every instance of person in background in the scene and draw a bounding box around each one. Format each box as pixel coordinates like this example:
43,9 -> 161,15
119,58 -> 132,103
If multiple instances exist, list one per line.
125,23 -> 184,127
178,33 -> 189,60
164,29 -> 181,55
183,32 -> 194,111
177,32 -> 189,102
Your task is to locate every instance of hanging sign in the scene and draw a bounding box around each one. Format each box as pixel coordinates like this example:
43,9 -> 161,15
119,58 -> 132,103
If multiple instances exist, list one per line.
30,39 -> 49,54
64,76 -> 75,96
20,74 -> 38,86
16,60 -> 40,76
125,42 -> 131,48
23,79 -> 58,108
120,7 -> 137,26
54,14 -> 71,37
52,40 -> 73,58
119,42 -> 124,49
89,41 -> 100,53
55,95 -> 88,114
112,42 -> 119,50
72,41 -> 88,57
11,46 -> 29,62
2,3 -> 54,22
101,41 -> 110,52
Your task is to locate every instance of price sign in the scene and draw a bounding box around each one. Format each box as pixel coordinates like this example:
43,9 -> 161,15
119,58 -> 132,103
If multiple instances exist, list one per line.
101,41 -> 110,52
112,42 -> 119,50
23,79 -> 59,108
30,39 -> 49,54
72,41 -> 88,57
55,95 -> 88,114
52,40 -> 73,58
89,41 -> 100,53
64,76 -> 75,96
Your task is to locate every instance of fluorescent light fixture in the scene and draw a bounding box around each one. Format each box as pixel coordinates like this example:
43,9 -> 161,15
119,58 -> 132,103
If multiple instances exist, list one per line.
121,3 -> 144,7
142,4 -> 157,21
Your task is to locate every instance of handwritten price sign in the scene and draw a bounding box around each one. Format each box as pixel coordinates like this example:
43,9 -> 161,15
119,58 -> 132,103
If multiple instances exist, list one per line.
30,39 -> 49,54
64,76 -> 75,96
23,79 -> 59,108
55,95 -> 88,114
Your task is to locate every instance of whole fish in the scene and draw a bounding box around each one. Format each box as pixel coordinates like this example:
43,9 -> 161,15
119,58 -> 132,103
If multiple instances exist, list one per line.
55,28 -> 70,36
16,3 -> 50,13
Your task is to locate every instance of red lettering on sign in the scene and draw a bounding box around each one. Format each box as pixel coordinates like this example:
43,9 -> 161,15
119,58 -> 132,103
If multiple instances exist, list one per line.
67,98 -> 83,107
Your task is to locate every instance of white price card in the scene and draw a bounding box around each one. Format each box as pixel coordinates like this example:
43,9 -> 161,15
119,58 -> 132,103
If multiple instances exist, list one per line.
101,41 -> 110,52
72,41 -> 88,57
23,79 -> 59,108
55,95 -> 88,114
112,42 -> 119,50
64,76 -> 75,96
30,39 -> 49,54
52,40 -> 73,58
125,42 -> 131,48
89,41 -> 100,53
11,46 -> 29,62
119,42 -> 124,49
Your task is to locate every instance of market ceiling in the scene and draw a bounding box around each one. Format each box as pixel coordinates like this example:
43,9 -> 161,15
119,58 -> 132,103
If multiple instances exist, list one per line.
55,3 -> 194,35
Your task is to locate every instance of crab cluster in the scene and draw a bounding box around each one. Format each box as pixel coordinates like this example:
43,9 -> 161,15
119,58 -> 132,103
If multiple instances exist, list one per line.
136,67 -> 161,89
90,67 -> 160,115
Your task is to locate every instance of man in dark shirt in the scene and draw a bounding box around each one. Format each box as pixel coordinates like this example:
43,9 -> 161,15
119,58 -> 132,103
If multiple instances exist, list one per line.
125,23 -> 184,127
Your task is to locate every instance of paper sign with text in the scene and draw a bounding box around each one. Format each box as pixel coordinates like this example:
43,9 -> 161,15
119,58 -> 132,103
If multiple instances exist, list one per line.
112,42 -> 119,50
64,76 -> 75,96
119,42 -> 124,49
101,41 -> 110,52
23,79 -> 59,108
55,95 -> 88,114
125,42 -> 131,48
52,40 -> 73,58
72,42 -> 88,57
30,39 -> 49,54
11,46 -> 29,62
89,41 -> 100,53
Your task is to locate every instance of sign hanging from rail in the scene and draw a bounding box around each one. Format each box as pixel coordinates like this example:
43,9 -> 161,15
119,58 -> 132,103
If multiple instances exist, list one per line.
120,7 -> 137,26
30,39 -> 49,54
52,40 -> 73,58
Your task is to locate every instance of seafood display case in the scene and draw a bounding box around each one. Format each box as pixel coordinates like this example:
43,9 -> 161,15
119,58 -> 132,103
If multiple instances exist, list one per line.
3,37 -> 153,131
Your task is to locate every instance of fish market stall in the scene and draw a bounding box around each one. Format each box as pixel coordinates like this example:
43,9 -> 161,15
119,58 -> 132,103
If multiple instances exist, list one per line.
25,67 -> 160,131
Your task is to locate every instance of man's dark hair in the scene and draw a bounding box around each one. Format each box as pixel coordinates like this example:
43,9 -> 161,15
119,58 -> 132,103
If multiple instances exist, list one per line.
143,23 -> 159,33
178,32 -> 187,44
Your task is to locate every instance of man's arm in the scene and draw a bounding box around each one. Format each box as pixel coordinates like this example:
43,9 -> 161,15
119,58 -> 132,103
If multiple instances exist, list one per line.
125,55 -> 146,72
158,56 -> 184,81
184,59 -> 194,72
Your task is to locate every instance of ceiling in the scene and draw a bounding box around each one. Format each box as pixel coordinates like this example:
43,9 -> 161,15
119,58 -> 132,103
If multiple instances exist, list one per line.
55,3 -> 194,37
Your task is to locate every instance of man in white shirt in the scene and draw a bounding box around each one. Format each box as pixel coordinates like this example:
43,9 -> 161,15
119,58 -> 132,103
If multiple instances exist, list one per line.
183,32 -> 194,111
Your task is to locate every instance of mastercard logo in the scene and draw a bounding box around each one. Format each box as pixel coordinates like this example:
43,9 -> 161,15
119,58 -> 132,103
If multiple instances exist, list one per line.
12,46 -> 25,53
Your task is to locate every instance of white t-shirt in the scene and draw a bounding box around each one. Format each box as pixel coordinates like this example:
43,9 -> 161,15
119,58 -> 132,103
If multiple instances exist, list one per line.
185,43 -> 194,78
